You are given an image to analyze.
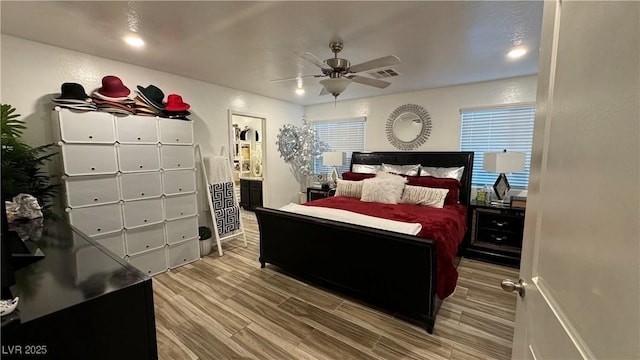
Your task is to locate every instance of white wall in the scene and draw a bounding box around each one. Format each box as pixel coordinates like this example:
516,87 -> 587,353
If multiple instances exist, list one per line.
304,76 -> 537,198
304,76 -> 538,151
0,35 -> 304,212
1,35 -> 538,212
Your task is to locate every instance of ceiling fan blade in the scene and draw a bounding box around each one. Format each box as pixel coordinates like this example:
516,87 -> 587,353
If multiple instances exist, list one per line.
319,87 -> 330,96
348,55 -> 401,73
300,52 -> 333,70
349,75 -> 391,89
270,74 -> 320,82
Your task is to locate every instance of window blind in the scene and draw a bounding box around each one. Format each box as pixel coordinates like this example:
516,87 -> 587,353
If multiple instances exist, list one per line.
313,118 -> 366,176
460,106 -> 535,188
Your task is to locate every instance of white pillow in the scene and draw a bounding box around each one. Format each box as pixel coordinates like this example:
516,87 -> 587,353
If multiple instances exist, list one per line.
352,164 -> 380,174
401,185 -> 449,208
381,163 -> 420,176
361,174 -> 407,204
335,179 -> 363,198
420,166 -> 465,181
375,171 -> 408,202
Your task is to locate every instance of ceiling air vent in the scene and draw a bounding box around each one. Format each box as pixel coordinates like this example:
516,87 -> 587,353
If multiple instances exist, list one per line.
367,68 -> 401,79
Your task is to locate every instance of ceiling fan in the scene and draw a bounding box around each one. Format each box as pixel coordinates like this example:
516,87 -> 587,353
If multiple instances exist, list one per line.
274,41 -> 401,99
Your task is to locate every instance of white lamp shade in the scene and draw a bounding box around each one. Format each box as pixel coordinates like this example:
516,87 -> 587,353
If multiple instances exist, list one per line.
322,151 -> 345,166
319,78 -> 351,96
483,151 -> 526,173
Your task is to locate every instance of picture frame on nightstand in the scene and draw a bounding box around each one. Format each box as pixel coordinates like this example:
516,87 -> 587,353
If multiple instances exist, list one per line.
310,173 -> 329,189
510,196 -> 527,209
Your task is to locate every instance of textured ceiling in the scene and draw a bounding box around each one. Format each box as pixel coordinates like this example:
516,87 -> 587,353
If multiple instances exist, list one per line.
1,1 -> 543,106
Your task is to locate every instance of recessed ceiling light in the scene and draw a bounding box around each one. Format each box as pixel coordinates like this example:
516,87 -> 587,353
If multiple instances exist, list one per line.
295,87 -> 305,95
123,34 -> 145,48
507,47 -> 527,59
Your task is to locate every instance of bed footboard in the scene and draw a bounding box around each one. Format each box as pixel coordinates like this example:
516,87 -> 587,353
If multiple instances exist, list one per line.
255,206 -> 438,333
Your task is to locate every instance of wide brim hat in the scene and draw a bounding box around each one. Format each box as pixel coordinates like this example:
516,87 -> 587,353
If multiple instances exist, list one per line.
134,96 -> 160,113
92,98 -> 134,111
161,109 -> 191,116
97,75 -> 130,98
164,94 -> 190,112
135,90 -> 164,111
136,85 -> 165,110
92,90 -> 134,103
55,82 -> 90,101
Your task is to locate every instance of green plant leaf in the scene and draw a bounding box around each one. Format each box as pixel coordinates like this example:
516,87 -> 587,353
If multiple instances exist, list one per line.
1,105 -> 59,206
1,104 -> 26,139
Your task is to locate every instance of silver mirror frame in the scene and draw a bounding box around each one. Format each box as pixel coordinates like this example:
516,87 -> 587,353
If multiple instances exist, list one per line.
385,104 -> 432,150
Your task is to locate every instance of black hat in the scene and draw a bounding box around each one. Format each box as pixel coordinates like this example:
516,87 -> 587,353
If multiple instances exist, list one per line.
56,82 -> 90,101
136,84 -> 165,110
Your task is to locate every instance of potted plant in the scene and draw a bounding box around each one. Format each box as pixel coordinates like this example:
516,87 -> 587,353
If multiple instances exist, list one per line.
198,226 -> 213,256
1,104 -> 57,212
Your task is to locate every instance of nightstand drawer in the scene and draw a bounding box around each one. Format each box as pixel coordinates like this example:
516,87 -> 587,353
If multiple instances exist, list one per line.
467,201 -> 526,267
476,228 -> 523,248
477,212 -> 524,233
307,187 -> 332,202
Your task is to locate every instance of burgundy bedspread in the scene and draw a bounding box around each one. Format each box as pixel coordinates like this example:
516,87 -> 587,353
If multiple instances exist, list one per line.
304,196 -> 467,299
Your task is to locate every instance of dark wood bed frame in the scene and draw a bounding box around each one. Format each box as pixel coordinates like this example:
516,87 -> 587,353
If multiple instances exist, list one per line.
255,151 -> 474,333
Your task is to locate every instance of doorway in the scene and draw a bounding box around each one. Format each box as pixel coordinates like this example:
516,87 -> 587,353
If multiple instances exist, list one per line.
229,111 -> 266,209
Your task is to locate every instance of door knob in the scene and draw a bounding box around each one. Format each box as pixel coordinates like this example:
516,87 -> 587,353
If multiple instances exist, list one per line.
501,278 -> 525,297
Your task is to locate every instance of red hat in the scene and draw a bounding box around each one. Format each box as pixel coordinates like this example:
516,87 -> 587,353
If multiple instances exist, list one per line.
164,94 -> 190,112
97,75 -> 130,98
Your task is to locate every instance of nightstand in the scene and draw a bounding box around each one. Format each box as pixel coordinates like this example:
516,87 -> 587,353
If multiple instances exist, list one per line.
307,187 -> 333,202
466,200 -> 525,267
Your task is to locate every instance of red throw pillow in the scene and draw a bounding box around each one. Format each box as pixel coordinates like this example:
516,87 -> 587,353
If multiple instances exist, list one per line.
342,171 -> 376,181
406,176 -> 461,205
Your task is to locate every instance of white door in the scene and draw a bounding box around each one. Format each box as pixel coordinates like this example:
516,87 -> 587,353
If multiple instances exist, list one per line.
510,1 -> 639,359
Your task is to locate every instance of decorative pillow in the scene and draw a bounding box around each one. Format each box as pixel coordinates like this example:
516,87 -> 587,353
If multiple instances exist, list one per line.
342,171 -> 375,181
360,175 -> 407,204
401,185 -> 449,208
380,163 -> 420,176
375,170 -> 409,202
375,170 -> 407,181
352,164 -> 380,174
420,166 -> 465,181
335,179 -> 363,198
406,176 -> 461,205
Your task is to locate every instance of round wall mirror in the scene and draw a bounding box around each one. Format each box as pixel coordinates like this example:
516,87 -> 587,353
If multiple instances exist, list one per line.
386,104 -> 432,150
276,125 -> 300,161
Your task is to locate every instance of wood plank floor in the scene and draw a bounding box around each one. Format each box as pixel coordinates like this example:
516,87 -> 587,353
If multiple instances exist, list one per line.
153,211 -> 519,360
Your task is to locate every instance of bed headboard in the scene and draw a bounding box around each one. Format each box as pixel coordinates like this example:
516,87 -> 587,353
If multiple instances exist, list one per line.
350,151 -> 474,206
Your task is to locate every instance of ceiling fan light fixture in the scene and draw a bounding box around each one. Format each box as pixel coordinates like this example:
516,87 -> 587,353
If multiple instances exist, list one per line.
320,78 -> 351,97
507,47 -> 527,59
123,34 -> 145,48
295,87 -> 305,95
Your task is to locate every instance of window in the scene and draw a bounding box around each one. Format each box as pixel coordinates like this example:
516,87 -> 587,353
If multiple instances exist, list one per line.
313,117 -> 366,176
460,105 -> 535,188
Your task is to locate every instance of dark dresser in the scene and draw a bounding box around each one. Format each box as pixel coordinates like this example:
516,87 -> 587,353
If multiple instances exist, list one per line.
466,200 -> 525,267
240,178 -> 263,210
1,218 -> 158,359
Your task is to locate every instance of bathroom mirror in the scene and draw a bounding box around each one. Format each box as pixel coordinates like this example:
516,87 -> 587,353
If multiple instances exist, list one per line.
385,104 -> 432,150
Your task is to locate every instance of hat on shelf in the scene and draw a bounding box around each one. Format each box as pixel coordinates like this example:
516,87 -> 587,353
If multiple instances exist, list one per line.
133,97 -> 159,114
96,75 -> 130,98
52,101 -> 97,111
92,98 -> 134,115
164,94 -> 190,112
92,98 -> 133,110
160,110 -> 190,121
136,84 -> 165,110
91,90 -> 134,103
161,109 -> 190,116
54,82 -> 91,101
135,91 -> 161,110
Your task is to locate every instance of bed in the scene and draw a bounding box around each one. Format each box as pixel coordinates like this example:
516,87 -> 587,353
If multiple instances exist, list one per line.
255,151 -> 473,333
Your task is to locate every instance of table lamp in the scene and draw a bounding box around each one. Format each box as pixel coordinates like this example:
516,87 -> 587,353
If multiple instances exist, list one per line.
322,151 -> 345,188
483,149 -> 526,204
